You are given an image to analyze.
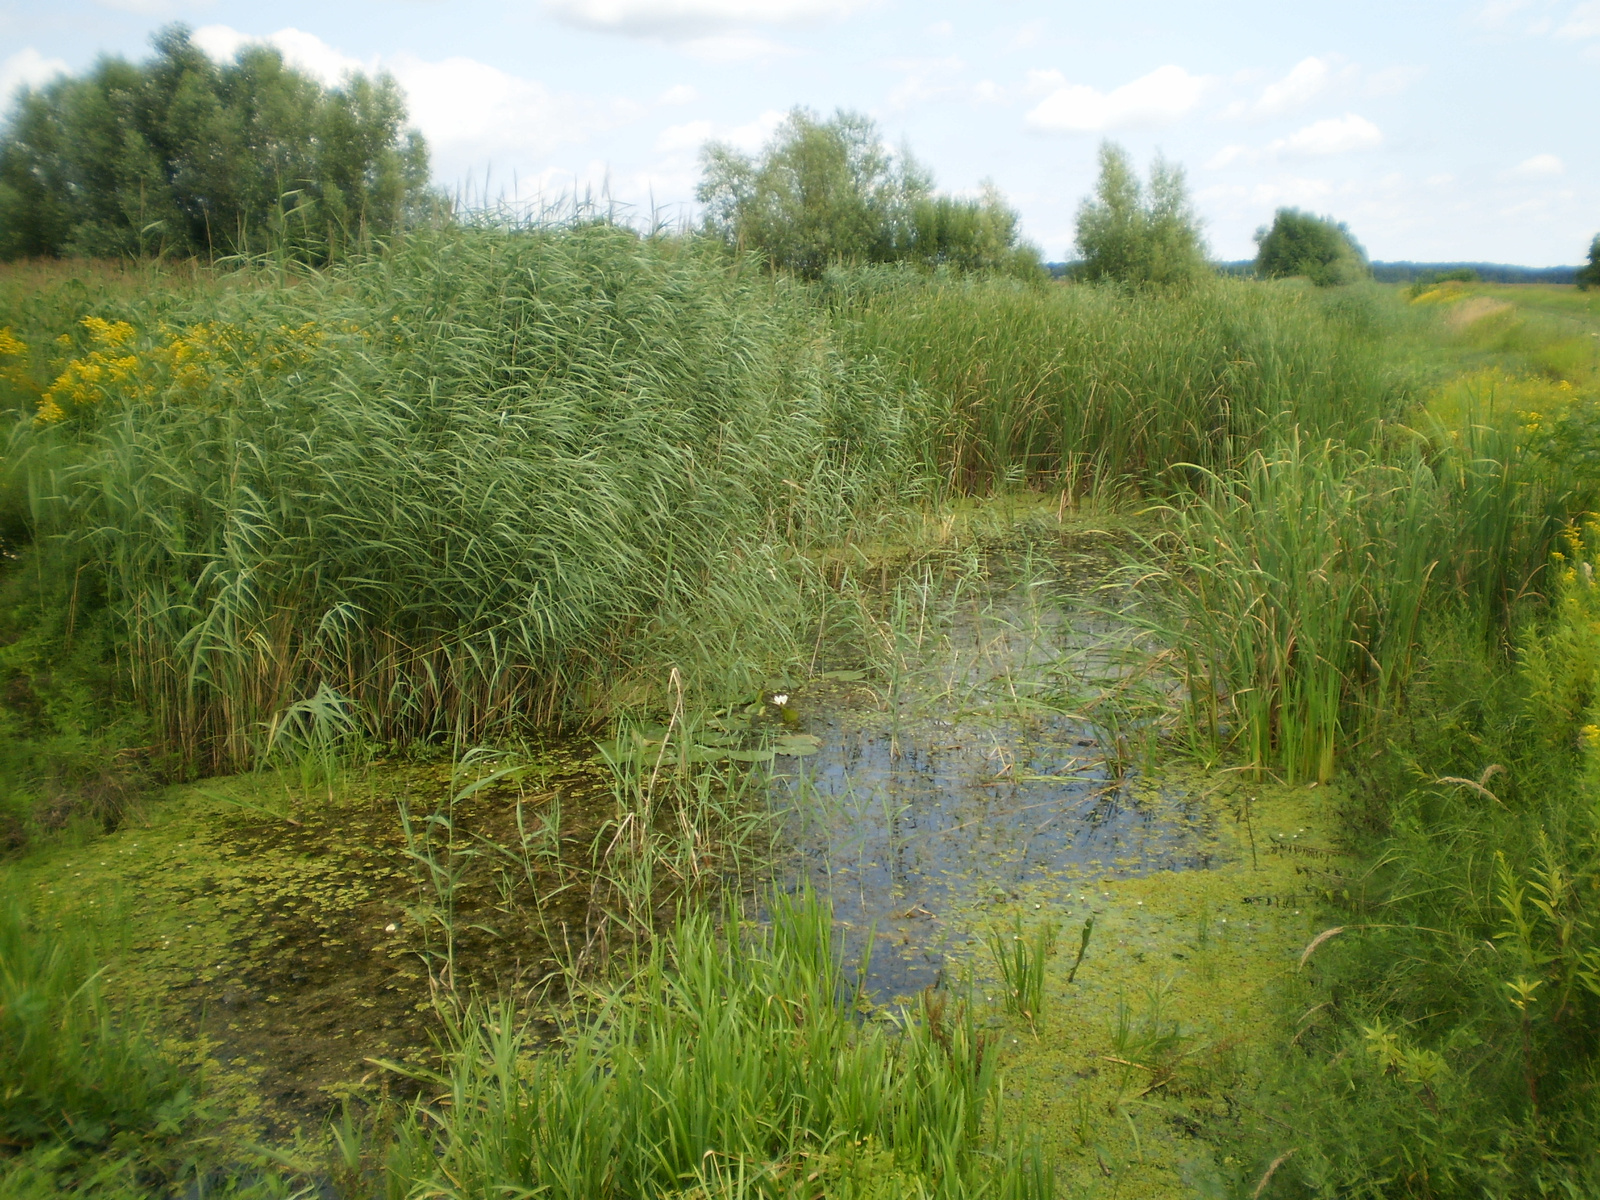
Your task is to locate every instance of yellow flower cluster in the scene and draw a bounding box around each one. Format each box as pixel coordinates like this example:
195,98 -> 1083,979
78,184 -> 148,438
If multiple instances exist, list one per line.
1421,368 -> 1593,444
1409,281 -> 1471,306
1541,519 -> 1600,768
35,315 -> 324,424
37,318 -> 140,423
0,326 -> 32,399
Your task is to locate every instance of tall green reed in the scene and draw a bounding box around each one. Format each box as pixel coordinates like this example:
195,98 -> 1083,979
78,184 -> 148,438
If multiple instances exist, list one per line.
381,889 -> 1051,1199
8,238 -> 1415,776
1155,388 -> 1578,784
832,270 -> 1403,497
42,227 -> 921,772
1238,530 -> 1600,1194
988,914 -> 1057,1026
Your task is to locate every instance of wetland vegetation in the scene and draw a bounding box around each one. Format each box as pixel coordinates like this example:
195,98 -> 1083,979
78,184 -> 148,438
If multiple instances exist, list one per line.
5,43 -> 1600,1194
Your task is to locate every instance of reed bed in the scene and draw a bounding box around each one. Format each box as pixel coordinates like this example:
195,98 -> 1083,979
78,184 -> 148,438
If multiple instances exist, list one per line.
5,232 -> 1406,780
23,228 -> 923,772
1153,374 -> 1586,783
832,271 -> 1404,496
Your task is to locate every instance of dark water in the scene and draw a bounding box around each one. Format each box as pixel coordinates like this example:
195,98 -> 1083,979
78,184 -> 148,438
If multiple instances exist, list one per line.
774,580 -> 1224,1001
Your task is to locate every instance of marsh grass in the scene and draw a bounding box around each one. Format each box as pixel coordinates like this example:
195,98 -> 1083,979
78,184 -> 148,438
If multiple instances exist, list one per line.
27,227 -> 927,775
380,890 -> 1052,1200
1152,388 -> 1582,783
0,884 -> 198,1172
1228,490 -> 1600,1191
834,271 -> 1403,496
2,238 -> 1412,783
987,914 -> 1057,1026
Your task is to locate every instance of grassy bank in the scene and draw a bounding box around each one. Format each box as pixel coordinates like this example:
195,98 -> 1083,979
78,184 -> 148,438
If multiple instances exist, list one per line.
1158,283 -> 1600,1194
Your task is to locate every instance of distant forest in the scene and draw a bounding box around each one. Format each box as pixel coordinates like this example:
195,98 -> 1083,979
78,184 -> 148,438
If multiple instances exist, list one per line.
1202,259 -> 1582,284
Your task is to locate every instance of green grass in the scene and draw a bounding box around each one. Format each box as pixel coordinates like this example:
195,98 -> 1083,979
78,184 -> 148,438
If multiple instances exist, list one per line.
0,882 -> 214,1196
987,914 -> 1058,1026
1203,286 -> 1600,1195
379,889 -> 1052,1200
0,232 -> 1410,788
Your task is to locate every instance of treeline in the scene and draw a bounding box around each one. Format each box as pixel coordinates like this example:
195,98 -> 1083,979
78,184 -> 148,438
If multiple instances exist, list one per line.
1372,261 -> 1581,284
0,33 -> 1043,278
11,26 -> 1590,291
0,26 -> 434,261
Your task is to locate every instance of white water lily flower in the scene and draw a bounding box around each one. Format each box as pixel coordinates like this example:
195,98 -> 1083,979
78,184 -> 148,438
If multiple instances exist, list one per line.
771,693 -> 789,706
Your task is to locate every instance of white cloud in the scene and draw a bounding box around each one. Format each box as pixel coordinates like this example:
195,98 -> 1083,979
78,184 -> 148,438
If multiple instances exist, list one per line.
654,108 -> 782,155
657,84 -> 697,104
678,32 -> 796,60
1206,113 -> 1382,169
1277,113 -> 1383,156
1469,0 -> 1536,29
0,48 -> 69,104
543,0 -> 864,35
1024,68 -> 1065,97
885,56 -> 1001,110
192,26 -> 645,180
1247,56 -> 1332,117
389,52 -> 644,162
1363,64 -> 1426,95
656,118 -> 713,152
92,0 -> 206,13
1010,19 -> 1047,50
1024,65 -> 1209,133
926,19 -> 953,38
1559,0 -> 1600,37
1511,152 -> 1564,175
194,25 -> 367,86
1222,55 -> 1410,119
1469,0 -> 1600,40
1196,176 -> 1337,210
1206,144 -> 1251,169
723,109 -> 785,151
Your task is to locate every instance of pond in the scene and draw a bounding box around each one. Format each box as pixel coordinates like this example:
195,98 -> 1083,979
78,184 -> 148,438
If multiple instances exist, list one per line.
774,546 -> 1229,1001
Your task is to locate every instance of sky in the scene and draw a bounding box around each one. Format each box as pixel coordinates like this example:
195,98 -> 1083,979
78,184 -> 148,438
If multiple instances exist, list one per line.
1,0 -> 1596,265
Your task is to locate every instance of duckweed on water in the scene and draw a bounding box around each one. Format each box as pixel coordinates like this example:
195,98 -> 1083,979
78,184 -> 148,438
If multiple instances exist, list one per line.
12,746 -> 622,1133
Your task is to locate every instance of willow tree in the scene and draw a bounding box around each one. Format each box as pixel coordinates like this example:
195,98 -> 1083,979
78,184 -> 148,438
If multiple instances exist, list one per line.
1073,141 -> 1207,286
1254,209 -> 1370,286
0,25 -> 436,261
697,107 -> 1038,278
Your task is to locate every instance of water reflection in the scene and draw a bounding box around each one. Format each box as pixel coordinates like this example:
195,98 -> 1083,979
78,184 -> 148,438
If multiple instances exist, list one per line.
775,578 -> 1223,1001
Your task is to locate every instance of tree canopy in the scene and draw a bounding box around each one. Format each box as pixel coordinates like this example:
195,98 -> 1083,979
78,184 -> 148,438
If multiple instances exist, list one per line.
1578,234 -> 1600,291
0,25 -> 434,261
696,107 -> 1039,278
1073,142 -> 1207,286
1253,209 -> 1369,287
